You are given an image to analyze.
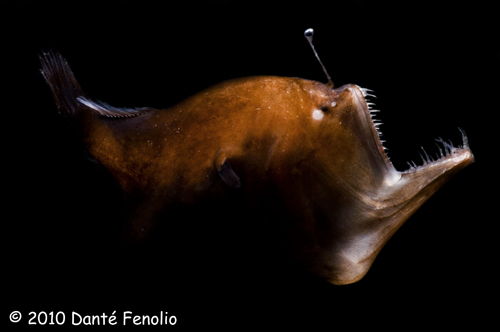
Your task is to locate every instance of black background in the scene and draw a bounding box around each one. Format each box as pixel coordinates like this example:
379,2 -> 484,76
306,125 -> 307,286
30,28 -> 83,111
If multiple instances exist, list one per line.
2,0 -> 497,329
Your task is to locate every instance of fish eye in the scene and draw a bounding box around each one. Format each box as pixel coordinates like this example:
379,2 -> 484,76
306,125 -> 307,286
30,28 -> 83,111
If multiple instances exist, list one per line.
321,106 -> 329,113
312,109 -> 324,120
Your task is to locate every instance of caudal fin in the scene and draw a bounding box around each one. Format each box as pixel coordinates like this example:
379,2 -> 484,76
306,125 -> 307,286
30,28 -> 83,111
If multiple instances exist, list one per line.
39,50 -> 87,118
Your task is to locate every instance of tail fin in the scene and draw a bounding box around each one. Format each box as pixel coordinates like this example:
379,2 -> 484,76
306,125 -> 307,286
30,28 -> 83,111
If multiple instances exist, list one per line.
39,50 -> 87,118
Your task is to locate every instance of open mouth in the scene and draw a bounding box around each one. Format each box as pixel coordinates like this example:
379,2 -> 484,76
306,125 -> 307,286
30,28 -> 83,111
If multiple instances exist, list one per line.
355,85 -> 474,174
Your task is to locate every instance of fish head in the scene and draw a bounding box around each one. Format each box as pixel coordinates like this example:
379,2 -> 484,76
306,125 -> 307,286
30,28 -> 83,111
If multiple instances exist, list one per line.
274,80 -> 474,285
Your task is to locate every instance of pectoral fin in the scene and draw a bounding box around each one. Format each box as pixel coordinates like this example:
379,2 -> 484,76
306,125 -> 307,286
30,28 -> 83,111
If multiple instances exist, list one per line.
215,152 -> 241,189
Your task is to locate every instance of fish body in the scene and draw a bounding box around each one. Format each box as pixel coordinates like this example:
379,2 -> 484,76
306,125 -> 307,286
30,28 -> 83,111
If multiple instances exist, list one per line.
40,47 -> 473,285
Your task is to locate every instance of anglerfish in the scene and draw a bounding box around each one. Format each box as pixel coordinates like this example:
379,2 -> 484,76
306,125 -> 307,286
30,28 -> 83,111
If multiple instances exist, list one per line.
40,29 -> 474,285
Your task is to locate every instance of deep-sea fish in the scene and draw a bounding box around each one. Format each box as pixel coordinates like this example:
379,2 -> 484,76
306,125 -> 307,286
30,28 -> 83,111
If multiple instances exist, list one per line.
40,29 -> 473,285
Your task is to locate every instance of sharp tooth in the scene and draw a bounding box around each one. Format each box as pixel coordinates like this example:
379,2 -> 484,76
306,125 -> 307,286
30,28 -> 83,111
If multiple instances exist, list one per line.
359,87 -> 373,94
435,143 -> 444,158
436,137 -> 454,155
458,127 -> 469,148
421,146 -> 432,163
419,153 -> 427,165
358,86 -> 378,100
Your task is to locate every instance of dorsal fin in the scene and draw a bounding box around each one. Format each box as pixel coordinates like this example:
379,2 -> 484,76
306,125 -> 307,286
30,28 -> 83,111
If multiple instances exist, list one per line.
40,50 -> 156,119
77,97 -> 153,118
39,50 -> 88,118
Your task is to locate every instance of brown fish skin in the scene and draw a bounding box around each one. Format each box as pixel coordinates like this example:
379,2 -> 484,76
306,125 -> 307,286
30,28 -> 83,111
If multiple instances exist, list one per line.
40,51 -> 473,285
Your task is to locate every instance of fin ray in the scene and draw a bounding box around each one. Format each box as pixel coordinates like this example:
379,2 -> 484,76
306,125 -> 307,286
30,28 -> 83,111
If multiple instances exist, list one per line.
77,97 -> 153,118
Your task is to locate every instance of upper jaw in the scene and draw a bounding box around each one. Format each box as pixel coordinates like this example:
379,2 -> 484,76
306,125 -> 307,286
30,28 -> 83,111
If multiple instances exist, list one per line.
348,84 -> 394,170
